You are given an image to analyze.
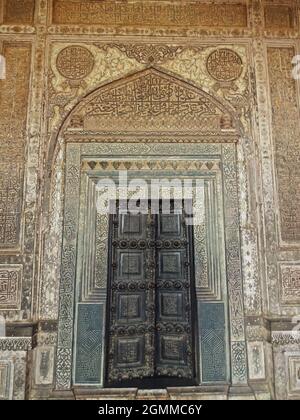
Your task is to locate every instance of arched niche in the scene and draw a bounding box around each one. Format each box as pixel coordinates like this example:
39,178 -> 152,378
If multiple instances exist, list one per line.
42,68 -> 253,397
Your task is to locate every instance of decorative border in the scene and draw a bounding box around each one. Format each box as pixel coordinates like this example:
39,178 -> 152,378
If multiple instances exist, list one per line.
0,337 -> 32,351
55,141 -> 248,389
272,331 -> 300,346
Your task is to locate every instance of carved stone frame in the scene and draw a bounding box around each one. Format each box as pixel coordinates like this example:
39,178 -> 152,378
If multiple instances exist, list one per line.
54,142 -> 249,392
50,69 -> 253,395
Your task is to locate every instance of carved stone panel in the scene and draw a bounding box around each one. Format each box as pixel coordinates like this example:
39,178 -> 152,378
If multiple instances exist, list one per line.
0,42 -> 31,249
67,68 -> 236,136
34,347 -> 55,386
264,6 -> 294,29
206,49 -> 243,82
2,0 -> 35,25
0,266 -> 22,310
75,304 -> 104,385
267,47 -> 300,242
0,360 -> 13,400
52,1 -> 248,28
287,353 -> 300,395
56,46 -> 95,80
247,341 -> 266,380
198,303 -> 227,383
280,265 -> 300,305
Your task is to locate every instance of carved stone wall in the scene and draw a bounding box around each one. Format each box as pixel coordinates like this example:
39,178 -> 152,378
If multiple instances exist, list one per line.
267,47 -> 300,243
0,0 -> 299,400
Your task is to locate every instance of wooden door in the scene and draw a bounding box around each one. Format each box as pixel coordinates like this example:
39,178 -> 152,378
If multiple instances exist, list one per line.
106,201 -> 196,387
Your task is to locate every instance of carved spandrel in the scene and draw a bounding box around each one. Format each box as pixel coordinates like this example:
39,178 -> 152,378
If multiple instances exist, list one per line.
56,46 -> 95,80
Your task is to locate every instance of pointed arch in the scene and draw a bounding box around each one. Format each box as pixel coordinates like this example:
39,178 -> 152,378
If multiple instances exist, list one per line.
47,68 -> 242,167
63,67 -> 239,134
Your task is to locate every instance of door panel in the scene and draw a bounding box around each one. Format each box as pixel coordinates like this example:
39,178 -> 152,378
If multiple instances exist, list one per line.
107,206 -> 155,383
106,201 -> 195,386
155,211 -> 194,379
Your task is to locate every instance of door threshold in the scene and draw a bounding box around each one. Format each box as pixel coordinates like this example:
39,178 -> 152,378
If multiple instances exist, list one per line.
72,385 -> 231,400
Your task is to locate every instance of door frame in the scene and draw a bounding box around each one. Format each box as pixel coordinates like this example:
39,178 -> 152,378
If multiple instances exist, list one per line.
53,142 -> 249,390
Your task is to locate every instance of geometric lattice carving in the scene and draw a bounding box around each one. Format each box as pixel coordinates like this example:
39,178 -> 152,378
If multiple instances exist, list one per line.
232,342 -> 247,384
75,304 -> 103,385
0,266 -> 22,309
199,303 -> 227,383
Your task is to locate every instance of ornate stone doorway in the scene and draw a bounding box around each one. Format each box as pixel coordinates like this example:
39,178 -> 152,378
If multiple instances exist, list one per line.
50,68 -> 251,396
105,200 -> 197,388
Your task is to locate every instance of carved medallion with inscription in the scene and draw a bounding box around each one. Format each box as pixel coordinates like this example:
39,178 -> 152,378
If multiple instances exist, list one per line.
56,46 -> 94,80
207,49 -> 243,82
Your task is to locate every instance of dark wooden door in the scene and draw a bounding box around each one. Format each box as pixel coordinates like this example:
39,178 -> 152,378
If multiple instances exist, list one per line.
106,201 -> 196,387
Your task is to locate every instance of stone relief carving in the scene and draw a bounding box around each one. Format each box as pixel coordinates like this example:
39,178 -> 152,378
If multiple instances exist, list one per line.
2,0 -> 35,25
206,49 -> 243,82
34,347 -> 55,386
0,42 -> 31,249
264,5 -> 294,29
0,360 -> 13,400
247,341 -> 266,380
272,332 -> 300,399
98,44 -> 185,65
40,144 -> 64,320
0,266 -> 22,309
0,337 -> 32,351
52,1 -> 248,28
66,68 -> 237,135
48,43 -> 143,131
0,351 -> 26,400
280,265 -> 300,305
56,141 -> 248,389
56,46 -> 95,80
267,47 -> 300,243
